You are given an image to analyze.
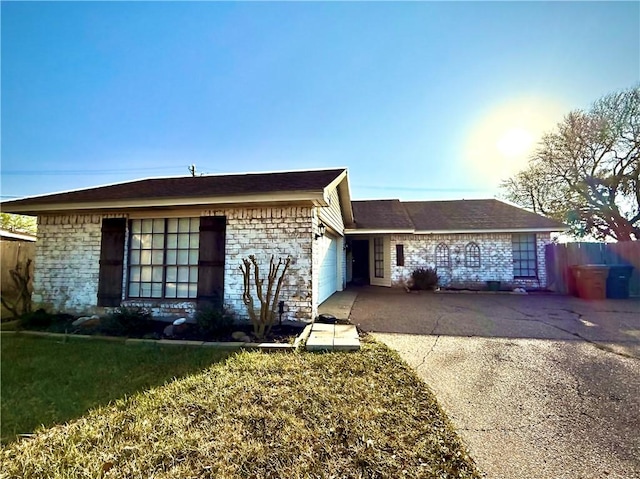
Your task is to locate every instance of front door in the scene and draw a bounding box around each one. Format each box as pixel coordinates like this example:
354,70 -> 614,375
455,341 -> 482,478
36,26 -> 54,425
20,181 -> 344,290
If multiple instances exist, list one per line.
351,239 -> 369,285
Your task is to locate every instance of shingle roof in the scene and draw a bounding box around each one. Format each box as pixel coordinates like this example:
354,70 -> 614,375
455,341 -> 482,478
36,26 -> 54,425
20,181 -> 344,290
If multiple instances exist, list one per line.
1,169 -> 346,211
351,199 -> 565,232
350,200 -> 415,230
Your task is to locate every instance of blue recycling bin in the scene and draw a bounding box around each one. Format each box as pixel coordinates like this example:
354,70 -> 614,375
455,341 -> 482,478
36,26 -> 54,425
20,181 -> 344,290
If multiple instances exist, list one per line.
606,265 -> 634,299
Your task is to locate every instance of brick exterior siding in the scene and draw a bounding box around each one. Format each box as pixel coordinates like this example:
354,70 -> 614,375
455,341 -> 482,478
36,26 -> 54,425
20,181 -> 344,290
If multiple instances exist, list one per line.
32,215 -> 103,312
33,206 -> 318,322
389,232 -> 551,290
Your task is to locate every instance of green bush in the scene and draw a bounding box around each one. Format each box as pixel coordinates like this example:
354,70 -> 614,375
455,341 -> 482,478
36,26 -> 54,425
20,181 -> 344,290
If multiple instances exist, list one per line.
195,304 -> 234,338
17,309 -> 53,329
411,267 -> 440,290
100,307 -> 152,336
17,309 -> 74,331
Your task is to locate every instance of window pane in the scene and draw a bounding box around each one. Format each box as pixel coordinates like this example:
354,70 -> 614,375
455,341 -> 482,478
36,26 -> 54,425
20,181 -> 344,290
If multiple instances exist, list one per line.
129,283 -> 140,297
165,283 -> 177,298
141,266 -> 152,282
178,234 -> 190,248
166,250 -> 177,265
178,218 -> 190,233
189,267 -> 198,283
177,266 -> 189,283
130,266 -> 141,282
152,251 -> 164,265
141,219 -> 153,233
151,283 -> 163,298
189,250 -> 199,265
167,218 -> 179,233
177,250 -> 189,265
131,220 -> 142,234
152,267 -> 163,282
140,234 -> 152,249
167,234 -> 178,249
188,283 -> 198,298
140,250 -> 151,265
189,234 -> 199,249
130,250 -> 140,265
191,218 -> 200,232
176,283 -> 189,298
166,266 -> 177,282
152,234 -> 164,249
153,219 -> 165,233
140,283 -> 152,297
131,234 -> 142,250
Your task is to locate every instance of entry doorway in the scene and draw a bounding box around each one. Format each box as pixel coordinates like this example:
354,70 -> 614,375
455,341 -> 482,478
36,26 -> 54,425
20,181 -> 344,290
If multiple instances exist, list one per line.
350,239 -> 370,285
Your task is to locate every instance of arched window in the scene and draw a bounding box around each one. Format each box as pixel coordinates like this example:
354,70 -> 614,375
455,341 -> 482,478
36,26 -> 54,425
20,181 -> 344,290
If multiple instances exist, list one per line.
435,243 -> 450,268
465,242 -> 481,268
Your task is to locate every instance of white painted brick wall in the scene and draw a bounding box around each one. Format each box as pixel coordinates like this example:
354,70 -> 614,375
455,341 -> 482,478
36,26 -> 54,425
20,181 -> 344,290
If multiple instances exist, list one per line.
32,215 -> 103,313
202,206 -> 314,322
390,233 -> 551,290
34,207 -> 316,321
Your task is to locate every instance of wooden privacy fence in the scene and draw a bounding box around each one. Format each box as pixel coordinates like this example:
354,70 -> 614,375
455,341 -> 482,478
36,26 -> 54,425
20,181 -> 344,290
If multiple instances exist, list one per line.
545,242 -> 640,297
1,240 -> 35,295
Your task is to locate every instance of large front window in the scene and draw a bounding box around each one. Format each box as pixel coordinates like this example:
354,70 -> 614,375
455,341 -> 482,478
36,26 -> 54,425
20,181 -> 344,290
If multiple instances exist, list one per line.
512,234 -> 537,278
128,218 -> 200,299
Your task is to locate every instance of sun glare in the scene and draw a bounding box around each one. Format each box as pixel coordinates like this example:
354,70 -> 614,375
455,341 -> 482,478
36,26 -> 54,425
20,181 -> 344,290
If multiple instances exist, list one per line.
497,127 -> 535,159
464,97 -> 566,187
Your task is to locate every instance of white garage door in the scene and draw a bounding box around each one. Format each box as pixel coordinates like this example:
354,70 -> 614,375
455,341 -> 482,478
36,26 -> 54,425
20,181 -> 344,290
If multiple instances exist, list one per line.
318,234 -> 338,304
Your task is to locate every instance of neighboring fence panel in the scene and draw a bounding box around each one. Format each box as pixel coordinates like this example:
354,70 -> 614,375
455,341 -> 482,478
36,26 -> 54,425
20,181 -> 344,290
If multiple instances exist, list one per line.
545,242 -> 640,297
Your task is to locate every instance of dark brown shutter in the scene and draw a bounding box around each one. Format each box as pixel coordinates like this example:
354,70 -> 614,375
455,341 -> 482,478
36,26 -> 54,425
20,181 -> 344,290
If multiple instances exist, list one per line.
197,216 -> 226,306
97,218 -> 126,307
396,244 -> 404,267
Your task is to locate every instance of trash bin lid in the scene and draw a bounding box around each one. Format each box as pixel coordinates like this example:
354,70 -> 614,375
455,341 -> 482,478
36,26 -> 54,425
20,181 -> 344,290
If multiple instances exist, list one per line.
607,264 -> 634,275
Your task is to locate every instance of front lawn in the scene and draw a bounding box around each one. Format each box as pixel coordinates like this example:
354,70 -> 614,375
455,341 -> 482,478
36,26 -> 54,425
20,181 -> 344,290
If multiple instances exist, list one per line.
1,335 -> 481,478
1,334 -> 232,443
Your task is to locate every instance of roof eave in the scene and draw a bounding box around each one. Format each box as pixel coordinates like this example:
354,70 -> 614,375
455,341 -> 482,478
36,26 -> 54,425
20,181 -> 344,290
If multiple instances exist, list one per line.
324,169 -> 354,224
1,191 -> 327,216
413,227 -> 568,234
344,228 -> 415,234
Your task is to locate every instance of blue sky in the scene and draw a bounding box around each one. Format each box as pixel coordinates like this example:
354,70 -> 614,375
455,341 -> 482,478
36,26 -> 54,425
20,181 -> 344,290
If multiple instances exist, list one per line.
2,1 -> 638,202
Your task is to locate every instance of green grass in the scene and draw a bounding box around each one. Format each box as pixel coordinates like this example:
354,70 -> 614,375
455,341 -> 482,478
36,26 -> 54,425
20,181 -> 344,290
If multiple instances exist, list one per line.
1,336 -> 481,478
1,334 -> 233,443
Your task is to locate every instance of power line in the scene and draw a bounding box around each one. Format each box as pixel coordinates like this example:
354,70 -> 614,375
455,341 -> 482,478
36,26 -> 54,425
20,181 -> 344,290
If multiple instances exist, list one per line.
1,165 -> 223,176
354,184 -> 494,193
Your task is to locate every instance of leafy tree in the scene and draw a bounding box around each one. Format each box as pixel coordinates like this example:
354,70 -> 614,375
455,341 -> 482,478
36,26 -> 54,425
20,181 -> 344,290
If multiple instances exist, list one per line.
501,86 -> 639,241
0,213 -> 37,235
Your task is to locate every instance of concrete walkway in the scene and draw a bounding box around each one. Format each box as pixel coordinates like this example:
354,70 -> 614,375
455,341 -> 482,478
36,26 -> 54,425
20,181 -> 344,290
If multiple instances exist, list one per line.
306,290 -> 361,351
350,287 -> 640,479
317,289 -> 359,321
305,323 -> 360,351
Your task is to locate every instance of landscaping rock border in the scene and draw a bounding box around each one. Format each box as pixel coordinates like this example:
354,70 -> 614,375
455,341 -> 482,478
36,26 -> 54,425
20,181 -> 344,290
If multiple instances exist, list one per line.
3,329 -> 302,352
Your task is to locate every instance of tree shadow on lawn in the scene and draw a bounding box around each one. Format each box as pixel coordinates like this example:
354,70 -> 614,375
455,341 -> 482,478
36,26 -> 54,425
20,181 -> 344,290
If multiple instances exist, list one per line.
1,335 -> 234,444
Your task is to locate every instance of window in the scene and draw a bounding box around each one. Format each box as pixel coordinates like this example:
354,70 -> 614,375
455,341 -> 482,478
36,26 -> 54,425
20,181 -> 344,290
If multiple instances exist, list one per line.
512,234 -> 537,278
396,244 -> 404,267
465,242 -> 481,268
435,243 -> 450,268
128,218 -> 200,299
374,237 -> 384,278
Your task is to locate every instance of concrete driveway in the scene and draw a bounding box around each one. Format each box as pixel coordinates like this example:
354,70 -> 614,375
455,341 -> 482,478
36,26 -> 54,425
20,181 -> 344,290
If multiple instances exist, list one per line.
349,287 -> 640,479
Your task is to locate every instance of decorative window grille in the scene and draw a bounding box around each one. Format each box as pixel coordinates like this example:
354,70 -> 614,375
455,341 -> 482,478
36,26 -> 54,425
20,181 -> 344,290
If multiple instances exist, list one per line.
435,243 -> 450,268
465,242 -> 481,268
